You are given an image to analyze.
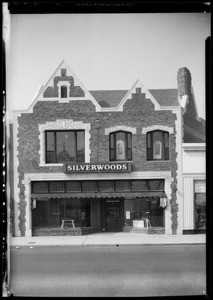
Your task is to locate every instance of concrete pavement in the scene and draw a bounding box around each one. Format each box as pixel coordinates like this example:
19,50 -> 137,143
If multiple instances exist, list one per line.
9,232 -> 206,247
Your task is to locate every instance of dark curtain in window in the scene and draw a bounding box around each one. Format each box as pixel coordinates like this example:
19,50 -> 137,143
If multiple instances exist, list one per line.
61,85 -> 67,98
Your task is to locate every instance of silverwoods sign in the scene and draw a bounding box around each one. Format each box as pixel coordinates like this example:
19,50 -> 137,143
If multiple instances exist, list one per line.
63,162 -> 132,173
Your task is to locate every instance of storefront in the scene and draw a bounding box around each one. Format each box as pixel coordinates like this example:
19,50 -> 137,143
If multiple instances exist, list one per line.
31,176 -> 168,235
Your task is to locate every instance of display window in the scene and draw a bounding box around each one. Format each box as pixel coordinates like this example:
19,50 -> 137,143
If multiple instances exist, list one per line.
33,198 -> 91,229
125,197 -> 165,228
194,180 -> 206,230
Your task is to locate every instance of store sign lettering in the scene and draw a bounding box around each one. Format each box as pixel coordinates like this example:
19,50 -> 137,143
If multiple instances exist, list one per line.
63,162 -> 131,173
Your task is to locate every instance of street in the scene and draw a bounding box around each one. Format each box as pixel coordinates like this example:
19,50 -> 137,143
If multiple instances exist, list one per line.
9,245 -> 206,297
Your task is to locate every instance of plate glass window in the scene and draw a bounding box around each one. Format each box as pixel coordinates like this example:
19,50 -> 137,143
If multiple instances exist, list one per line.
46,130 -> 85,163
194,180 -> 206,229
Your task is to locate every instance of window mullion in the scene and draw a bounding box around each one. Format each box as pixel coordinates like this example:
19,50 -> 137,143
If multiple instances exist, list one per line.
75,131 -> 77,162
125,133 -> 128,160
162,132 -> 165,160
45,131 -> 47,163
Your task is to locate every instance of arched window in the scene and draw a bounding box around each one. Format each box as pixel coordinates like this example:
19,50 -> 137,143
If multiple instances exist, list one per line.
147,130 -> 169,160
61,85 -> 68,98
109,131 -> 132,161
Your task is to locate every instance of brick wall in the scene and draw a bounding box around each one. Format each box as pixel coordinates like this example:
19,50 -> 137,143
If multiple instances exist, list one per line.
15,90 -> 178,235
9,124 -> 15,235
43,75 -> 85,98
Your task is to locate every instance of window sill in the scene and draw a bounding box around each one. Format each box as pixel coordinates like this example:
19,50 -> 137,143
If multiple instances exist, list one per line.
39,163 -> 64,167
109,160 -> 133,163
146,160 -> 170,162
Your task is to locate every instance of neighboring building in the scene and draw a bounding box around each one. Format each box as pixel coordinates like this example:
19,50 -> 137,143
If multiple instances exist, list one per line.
9,61 -> 206,237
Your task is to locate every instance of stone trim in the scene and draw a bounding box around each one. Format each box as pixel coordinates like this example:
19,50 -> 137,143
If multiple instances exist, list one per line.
105,125 -> 136,135
13,117 -> 21,236
174,108 -> 184,234
38,119 -> 91,166
24,170 -> 172,181
142,125 -> 174,134
57,81 -> 70,101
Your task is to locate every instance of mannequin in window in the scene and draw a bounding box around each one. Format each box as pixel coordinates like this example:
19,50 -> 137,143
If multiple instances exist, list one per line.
57,142 -> 71,162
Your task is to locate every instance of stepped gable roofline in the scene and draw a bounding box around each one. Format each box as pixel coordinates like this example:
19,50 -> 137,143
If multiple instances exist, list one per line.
90,90 -> 129,107
90,88 -> 180,108
21,60 -> 102,113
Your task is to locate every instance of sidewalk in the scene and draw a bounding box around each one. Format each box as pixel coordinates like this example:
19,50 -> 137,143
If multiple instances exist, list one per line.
9,232 -> 206,248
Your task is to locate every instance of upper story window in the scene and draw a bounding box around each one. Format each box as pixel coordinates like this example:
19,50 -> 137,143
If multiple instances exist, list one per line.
45,130 -> 85,163
147,130 -> 169,161
109,131 -> 132,161
61,85 -> 68,98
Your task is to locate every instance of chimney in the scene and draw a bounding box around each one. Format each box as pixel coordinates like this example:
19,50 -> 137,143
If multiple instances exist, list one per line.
177,67 -> 192,98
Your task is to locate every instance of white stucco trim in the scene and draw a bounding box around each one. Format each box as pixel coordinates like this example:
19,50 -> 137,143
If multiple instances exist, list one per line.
183,143 -> 206,151
142,125 -> 174,134
13,115 -> 21,236
38,119 -> 91,166
57,81 -> 70,101
105,126 -> 136,135
24,170 -> 172,181
22,170 -> 173,236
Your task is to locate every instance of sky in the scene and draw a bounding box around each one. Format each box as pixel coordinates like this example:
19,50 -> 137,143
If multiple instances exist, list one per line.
5,12 -> 210,119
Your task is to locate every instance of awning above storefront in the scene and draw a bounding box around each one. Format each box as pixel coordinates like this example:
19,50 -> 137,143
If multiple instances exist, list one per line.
31,191 -> 165,200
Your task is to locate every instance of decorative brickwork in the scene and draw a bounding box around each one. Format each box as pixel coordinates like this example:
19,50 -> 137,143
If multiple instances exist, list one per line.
105,125 -> 136,135
43,74 -> 85,98
142,125 -> 174,134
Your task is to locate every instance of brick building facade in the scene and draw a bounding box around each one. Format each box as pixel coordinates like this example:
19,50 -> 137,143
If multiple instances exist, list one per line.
9,61 -> 205,237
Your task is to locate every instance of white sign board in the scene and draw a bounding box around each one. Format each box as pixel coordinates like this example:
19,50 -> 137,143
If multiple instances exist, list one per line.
126,211 -> 130,219
195,181 -> 206,193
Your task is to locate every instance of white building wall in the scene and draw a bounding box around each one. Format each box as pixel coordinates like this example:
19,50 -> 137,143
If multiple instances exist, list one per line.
182,144 -> 205,230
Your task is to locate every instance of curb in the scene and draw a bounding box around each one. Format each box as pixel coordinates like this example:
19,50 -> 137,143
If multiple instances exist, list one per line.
10,242 -> 206,249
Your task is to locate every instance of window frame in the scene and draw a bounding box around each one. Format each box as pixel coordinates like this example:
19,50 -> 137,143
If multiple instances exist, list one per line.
109,130 -> 132,161
45,130 -> 85,164
147,130 -> 169,161
61,85 -> 68,98
31,179 -> 165,194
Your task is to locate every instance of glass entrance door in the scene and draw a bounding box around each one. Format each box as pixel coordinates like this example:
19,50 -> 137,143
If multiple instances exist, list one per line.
105,199 -> 123,232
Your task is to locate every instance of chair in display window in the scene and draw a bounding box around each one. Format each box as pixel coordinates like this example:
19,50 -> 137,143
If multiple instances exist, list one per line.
61,219 -> 75,229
